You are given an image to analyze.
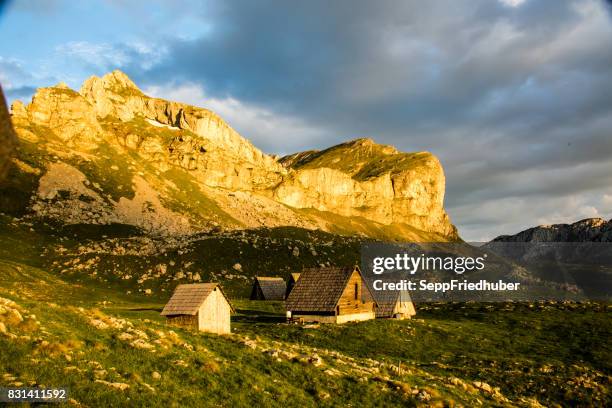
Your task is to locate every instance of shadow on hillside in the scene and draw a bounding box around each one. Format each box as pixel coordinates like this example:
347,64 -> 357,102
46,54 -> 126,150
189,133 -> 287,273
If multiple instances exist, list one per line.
233,308 -> 285,324
127,307 -> 164,312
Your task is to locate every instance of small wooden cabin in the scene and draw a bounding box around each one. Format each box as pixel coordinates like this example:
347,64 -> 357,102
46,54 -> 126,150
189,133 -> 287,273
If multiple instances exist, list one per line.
372,289 -> 416,319
161,283 -> 234,334
250,277 -> 286,301
285,273 -> 301,298
285,266 -> 377,324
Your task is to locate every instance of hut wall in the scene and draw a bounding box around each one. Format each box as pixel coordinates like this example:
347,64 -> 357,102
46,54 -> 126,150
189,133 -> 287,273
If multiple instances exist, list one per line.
336,271 -> 375,316
292,311 -> 374,324
393,301 -> 416,319
250,282 -> 264,300
198,289 -> 232,334
167,315 -> 198,328
336,311 -> 376,324
292,314 -> 338,324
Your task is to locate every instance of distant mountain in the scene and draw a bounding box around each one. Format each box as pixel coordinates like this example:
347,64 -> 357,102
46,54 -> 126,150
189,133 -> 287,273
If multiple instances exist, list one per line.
487,218 -> 612,300
491,218 -> 612,243
2,70 -> 457,242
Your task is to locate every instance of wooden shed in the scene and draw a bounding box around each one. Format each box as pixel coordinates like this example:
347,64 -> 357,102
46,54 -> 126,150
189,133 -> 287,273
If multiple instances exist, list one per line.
250,277 -> 286,301
161,283 -> 234,334
285,266 -> 377,324
285,273 -> 301,298
371,289 -> 416,319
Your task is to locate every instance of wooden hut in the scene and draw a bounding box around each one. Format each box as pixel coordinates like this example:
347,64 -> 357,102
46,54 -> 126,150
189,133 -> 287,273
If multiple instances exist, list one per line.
371,289 -> 416,319
161,283 -> 234,334
285,266 -> 377,324
250,277 -> 286,301
285,273 -> 301,298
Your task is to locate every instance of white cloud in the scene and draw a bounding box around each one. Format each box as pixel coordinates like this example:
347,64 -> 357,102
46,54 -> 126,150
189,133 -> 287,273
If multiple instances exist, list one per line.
452,192 -> 611,241
143,83 -> 329,155
498,0 -> 527,7
55,41 -> 167,71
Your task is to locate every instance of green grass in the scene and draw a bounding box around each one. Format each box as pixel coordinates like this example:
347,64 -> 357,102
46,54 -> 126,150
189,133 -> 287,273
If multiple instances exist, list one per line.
0,134 -> 51,216
297,208 -> 452,242
160,167 -> 241,228
284,138 -> 434,182
237,302 -> 611,406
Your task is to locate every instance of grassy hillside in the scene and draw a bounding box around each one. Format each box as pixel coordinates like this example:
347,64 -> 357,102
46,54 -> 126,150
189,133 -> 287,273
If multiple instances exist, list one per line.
0,216 -> 610,406
1,255 -> 609,406
0,215 -> 363,298
280,138 -> 435,181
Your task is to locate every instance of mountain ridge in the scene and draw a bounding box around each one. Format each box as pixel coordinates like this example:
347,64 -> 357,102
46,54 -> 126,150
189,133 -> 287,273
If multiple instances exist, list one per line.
5,70 -> 458,241
492,217 -> 612,243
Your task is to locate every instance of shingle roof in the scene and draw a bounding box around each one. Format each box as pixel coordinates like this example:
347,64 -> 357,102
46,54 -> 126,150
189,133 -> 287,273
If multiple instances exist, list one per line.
161,283 -> 232,316
253,277 -> 286,300
286,266 -> 375,312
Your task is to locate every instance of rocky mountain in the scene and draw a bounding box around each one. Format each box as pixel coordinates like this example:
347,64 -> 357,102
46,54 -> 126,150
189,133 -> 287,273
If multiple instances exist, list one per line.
492,218 -> 612,242
2,70 -> 457,241
487,218 -> 612,300
0,85 -> 16,182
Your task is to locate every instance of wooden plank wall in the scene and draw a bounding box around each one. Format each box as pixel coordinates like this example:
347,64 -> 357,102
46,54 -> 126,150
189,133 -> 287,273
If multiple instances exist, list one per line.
337,271 -> 375,316
198,289 -> 231,334
394,300 -> 416,318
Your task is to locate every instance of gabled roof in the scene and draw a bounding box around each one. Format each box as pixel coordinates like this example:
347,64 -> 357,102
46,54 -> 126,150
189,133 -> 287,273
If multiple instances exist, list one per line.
286,266 -> 376,312
161,283 -> 233,316
253,277 -> 286,300
371,289 -> 413,317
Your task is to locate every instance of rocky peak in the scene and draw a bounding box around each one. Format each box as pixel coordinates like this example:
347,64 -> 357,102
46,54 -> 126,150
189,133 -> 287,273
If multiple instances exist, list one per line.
11,83 -> 103,146
79,70 -> 144,120
80,70 -> 141,97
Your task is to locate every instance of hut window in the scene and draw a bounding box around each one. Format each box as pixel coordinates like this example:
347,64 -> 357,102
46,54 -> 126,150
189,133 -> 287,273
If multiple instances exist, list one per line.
199,146 -> 206,153
354,283 -> 358,300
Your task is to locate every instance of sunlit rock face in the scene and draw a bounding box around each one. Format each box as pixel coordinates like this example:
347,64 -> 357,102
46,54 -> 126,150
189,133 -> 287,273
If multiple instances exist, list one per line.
276,139 -> 456,237
6,71 -> 458,240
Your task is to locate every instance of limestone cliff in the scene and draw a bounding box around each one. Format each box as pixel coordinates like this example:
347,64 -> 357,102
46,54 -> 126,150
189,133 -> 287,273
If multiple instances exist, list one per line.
5,70 -> 458,241
276,139 -> 455,237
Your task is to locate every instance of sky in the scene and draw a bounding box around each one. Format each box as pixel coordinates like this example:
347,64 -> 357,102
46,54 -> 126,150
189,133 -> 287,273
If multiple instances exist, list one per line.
0,0 -> 611,240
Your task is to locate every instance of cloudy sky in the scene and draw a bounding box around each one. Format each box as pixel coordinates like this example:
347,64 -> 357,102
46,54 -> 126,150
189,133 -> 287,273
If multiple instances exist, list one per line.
1,0 -> 611,240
